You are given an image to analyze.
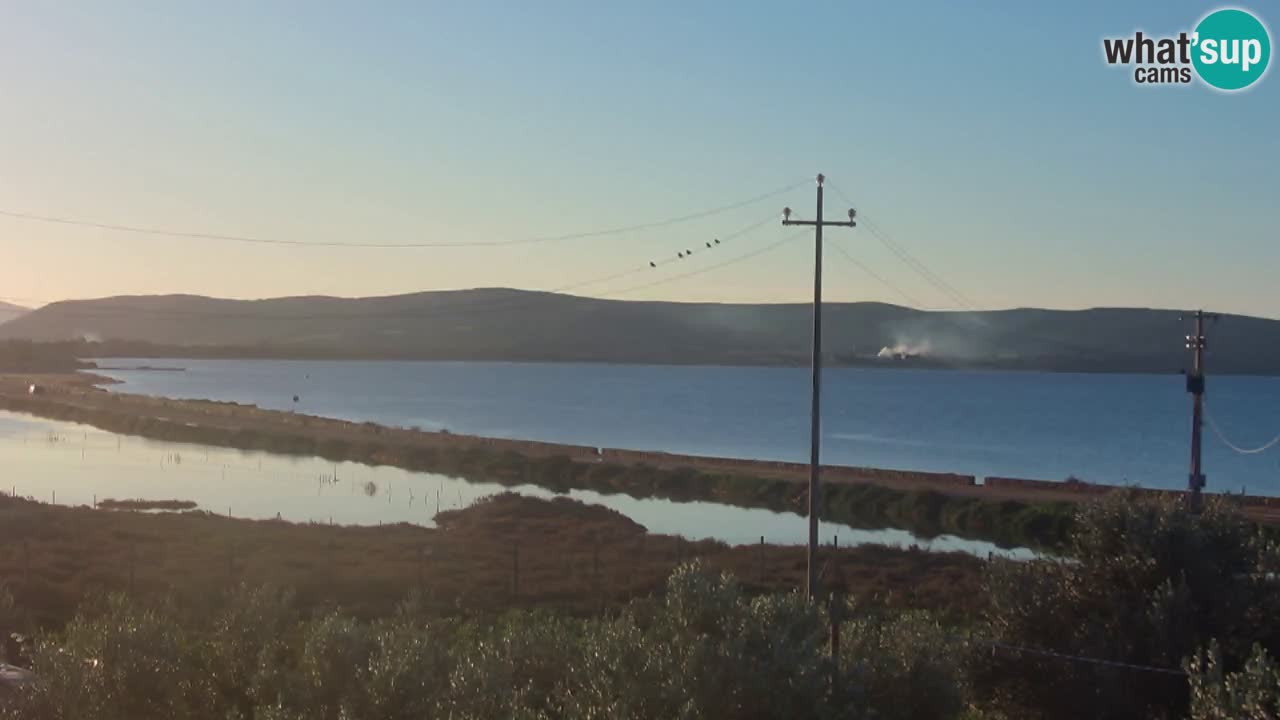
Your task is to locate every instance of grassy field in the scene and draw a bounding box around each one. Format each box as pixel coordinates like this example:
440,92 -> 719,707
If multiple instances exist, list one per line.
0,492 -> 985,632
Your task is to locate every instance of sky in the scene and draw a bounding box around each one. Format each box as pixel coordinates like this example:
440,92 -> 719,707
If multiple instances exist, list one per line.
0,1 -> 1277,316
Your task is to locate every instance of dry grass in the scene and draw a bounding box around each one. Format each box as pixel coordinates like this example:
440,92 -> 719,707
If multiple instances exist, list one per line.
0,492 -> 984,630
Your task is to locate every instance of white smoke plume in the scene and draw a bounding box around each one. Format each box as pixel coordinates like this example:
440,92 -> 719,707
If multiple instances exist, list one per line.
876,339 -> 932,358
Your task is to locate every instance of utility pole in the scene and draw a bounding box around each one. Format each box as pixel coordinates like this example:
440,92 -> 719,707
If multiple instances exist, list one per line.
783,173 -> 856,601
1183,309 -> 1218,513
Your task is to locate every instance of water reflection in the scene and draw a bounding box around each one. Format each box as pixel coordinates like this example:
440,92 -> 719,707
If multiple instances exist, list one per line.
0,411 -> 1034,560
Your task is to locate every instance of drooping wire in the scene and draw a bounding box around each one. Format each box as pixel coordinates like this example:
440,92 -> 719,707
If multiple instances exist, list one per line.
0,215 -> 786,322
0,178 -> 809,249
726,206 -> 925,308
602,229 -> 809,298
959,635 -> 1187,677
1205,402 -> 1280,455
827,182 -> 978,309
829,241 -> 924,308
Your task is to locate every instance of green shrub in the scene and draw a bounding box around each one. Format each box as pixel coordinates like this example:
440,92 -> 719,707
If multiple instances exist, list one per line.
1187,641 -> 1280,720
982,491 -> 1280,719
1,564 -> 980,720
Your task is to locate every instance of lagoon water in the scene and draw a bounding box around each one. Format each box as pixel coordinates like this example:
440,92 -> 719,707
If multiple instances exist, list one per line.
94,359 -> 1280,494
0,411 -> 1028,558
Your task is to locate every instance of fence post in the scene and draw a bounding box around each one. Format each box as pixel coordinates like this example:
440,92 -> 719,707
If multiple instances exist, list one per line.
417,545 -> 425,590
128,543 -> 136,596
593,534 -> 601,613
327,539 -> 336,585
512,542 -> 520,600
23,539 -> 30,590
829,593 -> 842,701
759,535 -> 765,584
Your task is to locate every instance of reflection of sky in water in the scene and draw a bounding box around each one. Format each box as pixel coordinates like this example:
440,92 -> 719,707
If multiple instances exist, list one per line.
0,411 -> 1034,560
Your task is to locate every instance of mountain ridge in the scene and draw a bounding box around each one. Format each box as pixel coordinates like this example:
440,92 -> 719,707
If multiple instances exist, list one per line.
0,289 -> 1275,374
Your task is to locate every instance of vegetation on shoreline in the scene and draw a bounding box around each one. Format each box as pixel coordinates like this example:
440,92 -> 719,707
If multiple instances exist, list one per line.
4,491 -> 1280,719
95,498 -> 199,511
0,392 -> 1076,550
0,492 -> 983,631
0,342 -> 92,374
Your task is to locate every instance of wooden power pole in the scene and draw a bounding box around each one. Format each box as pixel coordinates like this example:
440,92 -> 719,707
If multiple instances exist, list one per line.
783,173 -> 856,601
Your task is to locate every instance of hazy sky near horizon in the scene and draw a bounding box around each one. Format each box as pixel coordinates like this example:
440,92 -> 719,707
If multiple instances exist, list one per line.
1,1 -> 1277,316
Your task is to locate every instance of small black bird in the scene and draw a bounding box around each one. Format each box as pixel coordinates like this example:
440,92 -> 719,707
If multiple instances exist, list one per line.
714,238 -> 721,244
677,252 -> 684,258
649,261 -> 656,268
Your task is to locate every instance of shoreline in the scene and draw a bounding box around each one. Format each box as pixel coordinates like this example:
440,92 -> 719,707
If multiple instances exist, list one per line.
3,371 -> 1277,548
86,352 -> 1267,376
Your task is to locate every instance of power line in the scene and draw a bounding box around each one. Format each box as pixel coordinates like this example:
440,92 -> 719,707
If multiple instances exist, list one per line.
1205,402 -> 1280,455
963,635 -> 1187,677
827,183 -> 978,309
0,215 -> 786,323
828,241 -> 923,308
0,178 -> 808,249
602,228 -> 808,297
0,212 -> 778,310
863,219 -> 975,309
534,212 -> 780,294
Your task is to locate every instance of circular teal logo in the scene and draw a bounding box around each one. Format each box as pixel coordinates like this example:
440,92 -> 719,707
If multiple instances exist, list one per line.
1192,8 -> 1271,91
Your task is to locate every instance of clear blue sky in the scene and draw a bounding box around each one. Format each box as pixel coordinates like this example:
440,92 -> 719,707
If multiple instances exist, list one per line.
1,1 -> 1276,315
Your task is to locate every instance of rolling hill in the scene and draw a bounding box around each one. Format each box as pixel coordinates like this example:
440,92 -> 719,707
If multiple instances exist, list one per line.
0,289 -> 1276,373
0,301 -> 27,326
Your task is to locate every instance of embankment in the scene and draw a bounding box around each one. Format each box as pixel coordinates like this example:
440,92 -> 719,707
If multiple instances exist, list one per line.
8,372 -> 1265,547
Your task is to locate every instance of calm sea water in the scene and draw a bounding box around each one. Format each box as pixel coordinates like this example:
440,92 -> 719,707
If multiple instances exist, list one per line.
94,359 -> 1280,494
0,411 -> 1026,557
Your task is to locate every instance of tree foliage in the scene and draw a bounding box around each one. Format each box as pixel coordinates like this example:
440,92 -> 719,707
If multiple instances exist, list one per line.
0,564 -> 971,720
982,491 -> 1280,719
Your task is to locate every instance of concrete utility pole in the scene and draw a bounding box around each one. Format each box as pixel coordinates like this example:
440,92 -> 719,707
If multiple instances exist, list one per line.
783,173 -> 855,601
1183,309 -> 1218,513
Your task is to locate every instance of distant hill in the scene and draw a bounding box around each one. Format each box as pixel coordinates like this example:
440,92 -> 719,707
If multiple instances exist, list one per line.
0,289 -> 1276,374
0,301 -> 27,326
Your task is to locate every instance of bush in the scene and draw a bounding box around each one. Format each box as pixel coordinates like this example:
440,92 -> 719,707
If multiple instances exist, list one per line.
1187,641 -> 1280,720
841,610 -> 970,720
14,594 -> 213,719
0,563 -> 981,720
982,491 -> 1280,719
